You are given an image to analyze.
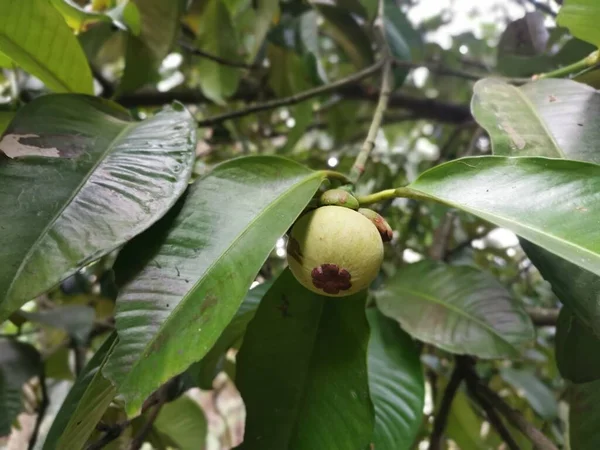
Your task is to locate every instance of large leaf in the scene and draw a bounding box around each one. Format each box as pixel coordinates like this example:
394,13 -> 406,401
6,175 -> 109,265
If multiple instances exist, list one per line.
20,305 -> 95,346
190,281 -> 272,390
0,339 -> 42,436
499,368 -> 557,420
555,307 -> 600,383
471,78 -> 600,160
375,260 -> 534,358
194,0 -> 242,104
557,0 -> 600,47
367,309 -> 424,449
0,95 -> 196,320
153,394 -> 207,449
471,78 -> 600,334
236,269 -> 374,450
103,156 -> 327,416
43,332 -> 118,450
0,0 -> 93,94
405,156 -> 600,278
569,378 -> 600,450
119,0 -> 181,93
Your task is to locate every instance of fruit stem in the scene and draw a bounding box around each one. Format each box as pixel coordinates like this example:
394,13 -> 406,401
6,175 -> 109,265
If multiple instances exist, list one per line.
356,187 -> 433,205
534,50 -> 599,80
320,170 -> 350,184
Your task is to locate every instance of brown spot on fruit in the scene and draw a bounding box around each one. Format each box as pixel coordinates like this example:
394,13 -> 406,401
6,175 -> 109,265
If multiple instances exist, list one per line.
311,263 -> 352,294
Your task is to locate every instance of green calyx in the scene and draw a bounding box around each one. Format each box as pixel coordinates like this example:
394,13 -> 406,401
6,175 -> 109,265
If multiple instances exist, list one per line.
358,208 -> 393,242
319,188 -> 359,210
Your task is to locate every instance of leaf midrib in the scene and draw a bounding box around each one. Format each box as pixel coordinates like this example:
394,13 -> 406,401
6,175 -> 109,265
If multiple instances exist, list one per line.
7,120 -> 136,303
385,285 -> 518,352
121,170 -> 325,377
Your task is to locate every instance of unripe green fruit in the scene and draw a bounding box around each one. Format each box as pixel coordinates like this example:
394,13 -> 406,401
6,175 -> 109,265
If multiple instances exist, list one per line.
319,188 -> 359,209
287,205 -> 384,297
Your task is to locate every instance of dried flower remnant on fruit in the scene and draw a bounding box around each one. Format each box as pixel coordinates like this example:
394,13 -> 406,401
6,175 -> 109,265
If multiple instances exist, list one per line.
311,264 -> 352,294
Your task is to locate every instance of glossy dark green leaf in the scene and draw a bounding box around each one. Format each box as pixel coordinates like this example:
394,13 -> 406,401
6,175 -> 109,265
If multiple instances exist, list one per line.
190,281 -> 272,389
0,95 -> 196,320
103,156 -> 327,416
194,0 -> 241,104
43,332 -> 117,450
236,269 -> 374,450
406,156 -> 600,278
0,0 -> 93,93
375,260 -> 534,358
367,309 -> 424,449
499,368 -> 557,420
20,306 -> 95,346
557,0 -> 600,47
472,77 -> 600,335
153,394 -> 207,450
471,78 -> 600,159
0,339 -> 42,436
315,4 -> 374,69
248,0 -> 280,60
119,0 -> 181,94
556,307 -> 600,383
569,378 -> 600,450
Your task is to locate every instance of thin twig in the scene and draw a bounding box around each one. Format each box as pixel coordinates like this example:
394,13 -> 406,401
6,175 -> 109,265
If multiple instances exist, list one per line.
349,0 -> 393,184
197,59 -> 385,128
129,399 -> 165,450
91,65 -> 115,99
28,373 -> 49,450
86,420 -> 132,450
428,364 -> 465,450
463,365 -> 558,450
179,40 -> 260,70
460,357 -> 520,450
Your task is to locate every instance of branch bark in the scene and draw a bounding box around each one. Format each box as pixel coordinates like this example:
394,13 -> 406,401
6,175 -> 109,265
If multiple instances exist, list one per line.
428,364 -> 464,450
526,307 -> 560,327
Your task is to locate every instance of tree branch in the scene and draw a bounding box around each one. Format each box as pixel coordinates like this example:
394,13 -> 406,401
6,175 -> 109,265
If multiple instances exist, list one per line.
129,398 -> 166,450
463,363 -> 558,450
526,307 -> 560,327
428,364 -> 464,450
195,59 -> 385,127
28,373 -> 49,450
178,40 -> 261,70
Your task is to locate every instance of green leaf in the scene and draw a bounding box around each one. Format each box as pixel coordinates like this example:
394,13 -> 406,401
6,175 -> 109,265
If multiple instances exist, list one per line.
103,156 -> 326,416
557,0 -> 600,47
236,269 -> 374,450
499,368 -> 557,420
248,0 -> 280,61
367,309 -> 424,449
20,306 -> 95,346
445,390 -> 487,450
568,378 -> 600,450
315,4 -> 374,69
119,0 -> 181,93
190,281 -> 272,389
375,260 -> 534,358
194,0 -> 241,104
0,111 -> 14,135
0,0 -> 93,94
406,156 -> 600,279
153,394 -> 207,449
0,339 -> 42,436
50,0 -> 110,31
471,77 -> 600,336
556,307 -> 600,383
522,240 -> 600,336
43,332 -> 117,450
384,0 -> 414,87
471,78 -> 600,160
0,95 -> 196,320
267,44 -> 316,96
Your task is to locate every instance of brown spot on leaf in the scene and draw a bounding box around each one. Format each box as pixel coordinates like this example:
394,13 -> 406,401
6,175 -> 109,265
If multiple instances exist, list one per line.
311,264 -> 352,294
287,237 -> 304,264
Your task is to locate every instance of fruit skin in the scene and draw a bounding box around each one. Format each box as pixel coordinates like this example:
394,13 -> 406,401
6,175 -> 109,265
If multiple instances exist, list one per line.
287,205 -> 384,297
318,188 -> 359,210
358,208 -> 393,242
